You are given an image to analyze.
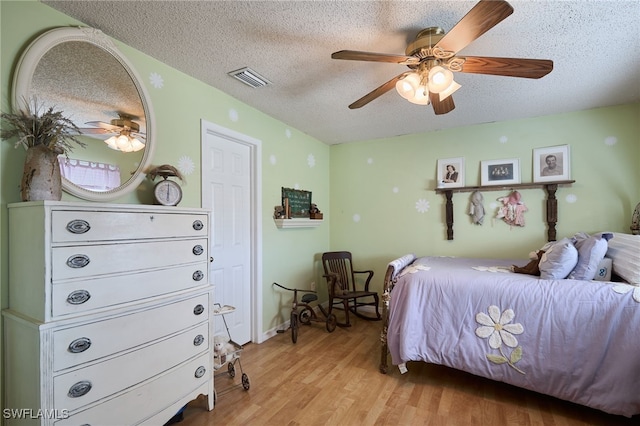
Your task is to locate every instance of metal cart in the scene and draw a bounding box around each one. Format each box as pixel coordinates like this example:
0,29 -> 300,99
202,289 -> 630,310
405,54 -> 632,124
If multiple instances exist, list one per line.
212,304 -> 250,401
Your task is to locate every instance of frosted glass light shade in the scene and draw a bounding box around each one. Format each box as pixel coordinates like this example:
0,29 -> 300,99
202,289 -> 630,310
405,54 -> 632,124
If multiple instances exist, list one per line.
428,66 -> 454,93
439,80 -> 461,101
408,86 -> 431,105
395,73 -> 421,100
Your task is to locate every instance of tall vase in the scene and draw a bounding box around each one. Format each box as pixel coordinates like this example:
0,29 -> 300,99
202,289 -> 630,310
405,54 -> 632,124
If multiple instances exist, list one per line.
21,145 -> 62,201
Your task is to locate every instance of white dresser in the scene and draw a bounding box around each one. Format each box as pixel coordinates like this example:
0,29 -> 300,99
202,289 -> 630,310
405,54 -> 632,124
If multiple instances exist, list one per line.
3,201 -> 214,425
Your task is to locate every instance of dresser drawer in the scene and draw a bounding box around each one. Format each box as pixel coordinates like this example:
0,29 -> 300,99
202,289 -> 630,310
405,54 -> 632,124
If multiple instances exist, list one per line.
55,352 -> 211,426
52,210 -> 208,243
52,263 -> 208,317
53,293 -> 209,371
52,238 -> 208,281
54,322 -> 209,411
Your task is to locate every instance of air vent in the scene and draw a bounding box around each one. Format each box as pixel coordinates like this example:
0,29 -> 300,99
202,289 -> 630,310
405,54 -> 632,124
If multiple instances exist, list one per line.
227,67 -> 271,88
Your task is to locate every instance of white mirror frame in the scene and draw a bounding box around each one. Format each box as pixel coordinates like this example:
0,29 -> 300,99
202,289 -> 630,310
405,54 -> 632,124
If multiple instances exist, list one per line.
12,26 -> 156,202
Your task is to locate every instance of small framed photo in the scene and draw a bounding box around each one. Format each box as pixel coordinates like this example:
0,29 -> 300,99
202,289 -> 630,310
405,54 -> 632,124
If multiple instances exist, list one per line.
481,158 -> 521,186
437,157 -> 464,188
533,145 -> 570,182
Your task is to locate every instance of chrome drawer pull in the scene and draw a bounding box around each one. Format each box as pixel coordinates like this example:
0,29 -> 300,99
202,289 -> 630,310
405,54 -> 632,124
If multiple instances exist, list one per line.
66,219 -> 91,234
192,245 -> 204,256
193,334 -> 205,346
192,270 -> 204,281
193,304 -> 205,315
68,380 -> 92,398
67,290 -> 91,305
192,220 -> 204,231
195,366 -> 206,378
67,254 -> 90,268
68,337 -> 92,353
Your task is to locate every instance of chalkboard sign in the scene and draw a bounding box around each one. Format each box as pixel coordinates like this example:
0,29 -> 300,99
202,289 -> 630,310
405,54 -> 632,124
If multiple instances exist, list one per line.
281,187 -> 312,218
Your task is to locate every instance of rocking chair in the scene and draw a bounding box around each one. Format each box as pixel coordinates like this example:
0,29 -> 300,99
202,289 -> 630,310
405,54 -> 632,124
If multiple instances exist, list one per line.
321,251 -> 381,327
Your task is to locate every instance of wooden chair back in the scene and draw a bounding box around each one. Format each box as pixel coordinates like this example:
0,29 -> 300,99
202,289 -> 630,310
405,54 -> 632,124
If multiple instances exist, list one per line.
322,251 -> 355,293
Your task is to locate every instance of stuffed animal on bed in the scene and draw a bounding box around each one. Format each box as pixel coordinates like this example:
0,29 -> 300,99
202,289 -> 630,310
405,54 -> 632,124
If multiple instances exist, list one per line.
511,250 -> 545,275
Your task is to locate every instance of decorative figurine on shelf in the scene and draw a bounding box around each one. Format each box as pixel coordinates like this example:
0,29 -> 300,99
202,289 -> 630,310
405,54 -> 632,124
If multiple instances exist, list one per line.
147,164 -> 184,206
631,202 -> 640,235
309,203 -> 323,219
496,190 -> 527,227
468,191 -> 485,225
274,205 -> 286,219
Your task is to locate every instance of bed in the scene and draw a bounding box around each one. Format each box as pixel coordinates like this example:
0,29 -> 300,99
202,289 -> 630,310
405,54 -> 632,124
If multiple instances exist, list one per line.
379,233 -> 640,417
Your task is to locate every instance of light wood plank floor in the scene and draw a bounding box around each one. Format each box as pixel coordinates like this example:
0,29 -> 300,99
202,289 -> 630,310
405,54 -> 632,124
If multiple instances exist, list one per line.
178,316 -> 637,425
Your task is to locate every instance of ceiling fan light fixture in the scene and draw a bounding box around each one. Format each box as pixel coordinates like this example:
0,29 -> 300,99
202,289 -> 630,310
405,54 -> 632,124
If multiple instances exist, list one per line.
439,80 -> 461,101
395,72 -> 421,100
407,85 -> 431,105
408,86 -> 429,105
105,133 -> 145,152
427,66 -> 454,93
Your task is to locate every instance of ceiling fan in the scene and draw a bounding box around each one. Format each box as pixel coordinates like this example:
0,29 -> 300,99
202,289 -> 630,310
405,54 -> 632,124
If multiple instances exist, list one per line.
79,113 -> 146,152
331,0 -> 553,115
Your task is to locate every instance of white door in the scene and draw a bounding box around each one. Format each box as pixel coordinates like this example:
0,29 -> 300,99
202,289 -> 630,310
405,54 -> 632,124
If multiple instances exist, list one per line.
201,121 -> 262,345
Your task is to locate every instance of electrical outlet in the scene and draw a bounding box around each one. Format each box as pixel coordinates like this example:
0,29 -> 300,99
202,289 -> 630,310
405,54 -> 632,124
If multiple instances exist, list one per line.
310,281 -> 316,291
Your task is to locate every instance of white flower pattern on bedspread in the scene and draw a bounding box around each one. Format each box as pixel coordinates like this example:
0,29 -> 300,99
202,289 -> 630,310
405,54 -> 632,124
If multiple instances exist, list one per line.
476,305 -> 526,374
612,283 -> 640,303
398,264 -> 431,277
472,266 -> 512,273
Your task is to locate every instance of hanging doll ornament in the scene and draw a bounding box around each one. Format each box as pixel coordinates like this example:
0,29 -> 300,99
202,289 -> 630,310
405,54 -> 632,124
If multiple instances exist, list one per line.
495,190 -> 527,227
468,191 -> 485,225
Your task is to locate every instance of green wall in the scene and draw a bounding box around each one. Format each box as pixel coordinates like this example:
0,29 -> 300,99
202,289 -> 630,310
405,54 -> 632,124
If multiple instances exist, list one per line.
329,104 -> 640,287
1,0 -> 639,414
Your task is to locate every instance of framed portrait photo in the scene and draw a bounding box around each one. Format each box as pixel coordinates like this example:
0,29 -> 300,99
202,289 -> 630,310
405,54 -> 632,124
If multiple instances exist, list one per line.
481,158 -> 521,186
437,157 -> 464,188
533,145 -> 571,182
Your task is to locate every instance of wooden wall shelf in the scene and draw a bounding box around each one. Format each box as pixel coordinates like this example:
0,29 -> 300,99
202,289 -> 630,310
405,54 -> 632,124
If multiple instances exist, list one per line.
435,180 -> 575,241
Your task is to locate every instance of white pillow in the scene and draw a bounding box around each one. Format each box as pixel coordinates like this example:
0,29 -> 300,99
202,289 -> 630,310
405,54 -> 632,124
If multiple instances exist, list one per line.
539,238 -> 579,280
568,233 -> 612,280
593,257 -> 612,281
603,232 -> 640,286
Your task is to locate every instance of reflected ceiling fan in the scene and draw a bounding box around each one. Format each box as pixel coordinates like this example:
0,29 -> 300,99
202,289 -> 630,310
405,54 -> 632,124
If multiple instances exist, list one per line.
331,0 -> 553,115
80,113 -> 146,152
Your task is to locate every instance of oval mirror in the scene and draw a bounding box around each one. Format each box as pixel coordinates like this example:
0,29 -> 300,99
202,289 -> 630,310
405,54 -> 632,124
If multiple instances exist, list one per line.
12,26 -> 155,201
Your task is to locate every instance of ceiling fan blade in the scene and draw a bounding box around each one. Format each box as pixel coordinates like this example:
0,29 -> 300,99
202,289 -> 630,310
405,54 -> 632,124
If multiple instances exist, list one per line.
435,0 -> 514,54
348,73 -> 408,109
332,50 -> 419,65
77,127 -> 112,135
459,56 -> 553,78
85,121 -> 122,132
429,91 -> 455,115
131,132 -> 147,140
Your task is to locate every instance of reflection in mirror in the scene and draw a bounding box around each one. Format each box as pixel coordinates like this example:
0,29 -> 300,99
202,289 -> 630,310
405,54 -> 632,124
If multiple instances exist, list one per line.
12,27 -> 155,201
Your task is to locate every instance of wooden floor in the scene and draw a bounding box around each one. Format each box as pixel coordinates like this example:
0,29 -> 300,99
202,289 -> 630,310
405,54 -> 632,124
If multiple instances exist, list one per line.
178,316 -> 637,426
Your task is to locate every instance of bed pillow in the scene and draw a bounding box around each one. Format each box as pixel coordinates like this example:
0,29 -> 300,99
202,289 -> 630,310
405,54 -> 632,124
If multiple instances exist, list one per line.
602,232 -> 640,286
539,238 -> 579,280
568,233 -> 612,280
593,257 -> 613,281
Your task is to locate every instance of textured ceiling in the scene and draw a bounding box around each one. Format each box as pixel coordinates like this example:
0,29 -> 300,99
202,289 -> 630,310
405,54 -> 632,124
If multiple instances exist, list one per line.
42,0 -> 640,145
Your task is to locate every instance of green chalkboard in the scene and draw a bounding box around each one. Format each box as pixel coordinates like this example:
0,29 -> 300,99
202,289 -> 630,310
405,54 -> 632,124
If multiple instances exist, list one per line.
281,187 -> 312,218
